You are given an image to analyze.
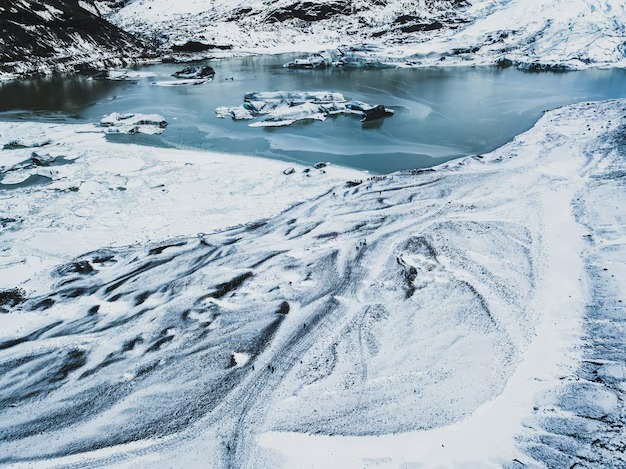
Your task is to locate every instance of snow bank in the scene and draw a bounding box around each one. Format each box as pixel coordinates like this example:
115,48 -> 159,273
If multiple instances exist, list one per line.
0,119 -> 360,291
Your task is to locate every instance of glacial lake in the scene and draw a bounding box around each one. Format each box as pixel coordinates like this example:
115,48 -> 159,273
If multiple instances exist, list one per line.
1,54 -> 626,173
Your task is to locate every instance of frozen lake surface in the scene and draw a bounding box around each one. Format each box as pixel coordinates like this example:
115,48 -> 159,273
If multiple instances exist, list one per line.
1,54 -> 626,173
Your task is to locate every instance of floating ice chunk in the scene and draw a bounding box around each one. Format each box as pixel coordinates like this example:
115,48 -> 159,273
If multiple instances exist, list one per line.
215,105 -> 254,120
152,79 -> 211,87
244,91 -> 346,104
172,66 -> 215,79
217,91 -> 393,127
100,112 -> 168,135
361,104 -> 395,122
249,102 -> 327,127
103,126 -> 165,135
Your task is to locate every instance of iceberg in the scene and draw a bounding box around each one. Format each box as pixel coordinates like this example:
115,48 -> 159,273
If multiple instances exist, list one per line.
215,105 -> 254,120
217,91 -> 393,127
243,91 -> 346,104
152,78 -> 211,87
172,65 -> 215,79
361,104 -> 395,122
248,102 -> 328,127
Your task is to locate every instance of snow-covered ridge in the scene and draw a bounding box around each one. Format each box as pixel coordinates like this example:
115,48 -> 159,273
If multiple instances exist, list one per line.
104,0 -> 470,59
0,100 -> 624,467
104,0 -> 626,69
4,0 -> 624,79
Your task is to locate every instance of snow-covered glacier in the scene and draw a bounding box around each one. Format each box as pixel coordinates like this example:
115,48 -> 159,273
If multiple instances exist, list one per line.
104,0 -> 626,69
0,99 -> 624,468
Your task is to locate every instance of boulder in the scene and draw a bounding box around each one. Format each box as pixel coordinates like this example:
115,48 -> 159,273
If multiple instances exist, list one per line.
361,105 -> 395,122
171,41 -> 232,52
267,1 -> 351,22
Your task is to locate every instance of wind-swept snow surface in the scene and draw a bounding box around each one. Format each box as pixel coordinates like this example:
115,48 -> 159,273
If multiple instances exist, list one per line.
0,100 -> 625,468
106,0 -> 626,68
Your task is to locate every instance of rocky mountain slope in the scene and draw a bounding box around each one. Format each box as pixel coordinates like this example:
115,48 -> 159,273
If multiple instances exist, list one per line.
105,0 -> 471,52
0,0 -> 149,78
104,0 -> 626,69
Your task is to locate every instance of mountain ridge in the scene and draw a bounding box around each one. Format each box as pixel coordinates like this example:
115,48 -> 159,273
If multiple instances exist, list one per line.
104,0 -> 626,69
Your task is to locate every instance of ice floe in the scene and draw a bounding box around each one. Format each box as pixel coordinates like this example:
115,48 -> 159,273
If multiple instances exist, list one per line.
216,91 -> 394,127
151,78 -> 212,87
172,65 -> 215,79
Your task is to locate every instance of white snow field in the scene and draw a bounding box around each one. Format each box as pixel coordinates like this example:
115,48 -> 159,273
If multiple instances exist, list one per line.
106,0 -> 626,69
0,99 -> 624,468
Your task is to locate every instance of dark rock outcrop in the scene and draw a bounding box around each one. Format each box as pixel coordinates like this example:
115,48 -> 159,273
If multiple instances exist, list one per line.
171,41 -> 232,53
361,105 -> 394,122
401,21 -> 444,33
266,1 -> 352,23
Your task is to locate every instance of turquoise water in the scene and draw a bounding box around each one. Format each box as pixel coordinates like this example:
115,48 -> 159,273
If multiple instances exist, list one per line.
2,54 -> 625,173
